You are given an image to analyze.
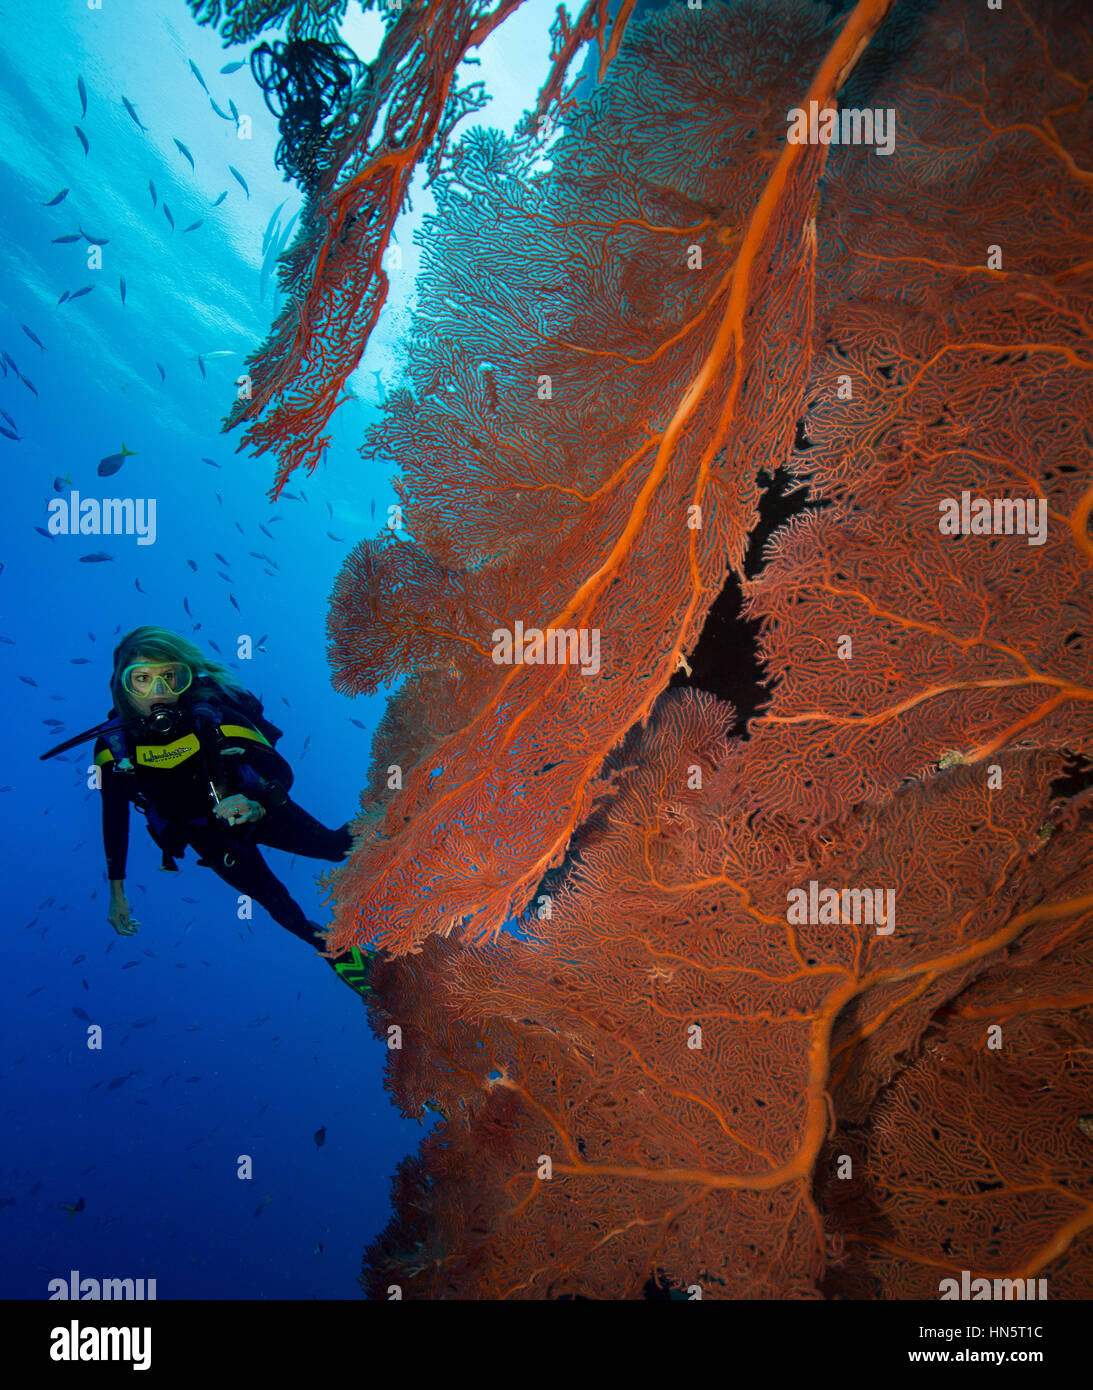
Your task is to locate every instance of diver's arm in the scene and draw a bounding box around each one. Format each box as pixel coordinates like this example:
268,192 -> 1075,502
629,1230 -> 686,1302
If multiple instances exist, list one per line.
100,764 -> 130,881
100,762 -> 139,933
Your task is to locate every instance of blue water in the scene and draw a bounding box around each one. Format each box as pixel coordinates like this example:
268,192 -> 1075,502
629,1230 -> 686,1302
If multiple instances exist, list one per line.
0,0 -> 557,1298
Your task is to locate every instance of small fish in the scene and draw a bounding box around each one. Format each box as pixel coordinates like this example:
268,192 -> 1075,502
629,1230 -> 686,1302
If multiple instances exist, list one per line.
163,203 -> 175,232
97,444 -> 137,477
183,597 -> 192,616
121,960 -> 140,969
173,138 -> 195,171
52,233 -> 82,244
22,324 -> 44,351
229,99 -> 240,124
122,96 -> 147,131
197,354 -> 205,380
350,718 -> 367,730
78,551 -> 114,563
202,458 -> 220,468
2,350 -> 19,373
228,165 -> 249,198
68,285 -> 94,301
216,571 -> 230,583
34,527 -> 52,538
106,1073 -> 133,1091
43,188 -> 69,206
187,559 -> 197,571
220,60 -> 246,74
77,75 -> 87,117
72,1007 -> 92,1021
135,578 -> 146,594
19,675 -> 36,686
61,1197 -> 85,1220
263,200 -> 286,253
183,219 -> 203,233
314,1243 -> 323,1255
188,59 -> 209,93
229,593 -> 240,612
74,124 -> 89,155
184,1076 -> 200,1083
214,552 -> 229,564
156,362 -> 166,383
131,1017 -> 156,1028
69,658 -> 91,664
0,426 -> 21,442
18,373 -> 38,396
119,275 -> 127,307
326,532 -> 345,542
149,179 -> 157,210
73,954 -> 86,964
256,633 -> 269,648
80,226 -> 109,245
209,97 -> 232,121
259,522 -> 275,540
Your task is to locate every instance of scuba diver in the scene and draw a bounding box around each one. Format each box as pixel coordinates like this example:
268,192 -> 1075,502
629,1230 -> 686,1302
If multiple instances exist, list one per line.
41,626 -> 375,998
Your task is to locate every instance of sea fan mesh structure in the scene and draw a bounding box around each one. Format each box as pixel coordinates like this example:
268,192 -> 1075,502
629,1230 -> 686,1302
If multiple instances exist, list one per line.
196,0 -> 1093,1297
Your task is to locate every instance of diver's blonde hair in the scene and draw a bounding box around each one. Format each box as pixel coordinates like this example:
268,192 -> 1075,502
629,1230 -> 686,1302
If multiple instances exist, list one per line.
110,626 -> 247,717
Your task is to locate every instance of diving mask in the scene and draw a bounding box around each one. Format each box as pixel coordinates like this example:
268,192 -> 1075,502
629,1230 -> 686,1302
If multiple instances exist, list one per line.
121,661 -> 193,699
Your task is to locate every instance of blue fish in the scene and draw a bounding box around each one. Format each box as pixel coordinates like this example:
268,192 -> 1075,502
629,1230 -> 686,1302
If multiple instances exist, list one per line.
220,60 -> 245,74
0,426 -> 21,442
19,373 -> 38,396
209,97 -> 232,121
52,233 -> 82,244
228,164 -> 249,198
56,290 -> 70,306
78,552 -> 114,563
149,178 -> 157,210
184,219 -> 203,233
121,96 -> 147,132
0,408 -> 17,430
163,203 -> 175,232
155,362 -> 165,382
98,443 -> 138,477
211,190 -> 227,207
21,324 -> 44,351
228,99 -> 239,124
77,75 -> 87,118
42,188 -> 68,206
80,226 -> 109,246
173,138 -> 195,171
263,200 -> 286,253
67,286 -> 93,301
74,124 -> 89,155
188,59 -> 209,93
119,275 -> 127,307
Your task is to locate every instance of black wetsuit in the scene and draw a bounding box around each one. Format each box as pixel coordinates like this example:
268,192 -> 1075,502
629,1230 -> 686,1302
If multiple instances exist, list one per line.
95,683 -> 351,945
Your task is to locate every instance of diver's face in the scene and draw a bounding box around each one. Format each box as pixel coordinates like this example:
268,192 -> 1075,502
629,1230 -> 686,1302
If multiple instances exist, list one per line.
123,657 -> 190,715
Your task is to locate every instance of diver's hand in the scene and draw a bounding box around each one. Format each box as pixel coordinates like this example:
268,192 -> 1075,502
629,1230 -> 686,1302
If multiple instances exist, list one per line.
107,883 -> 140,936
214,794 -> 266,827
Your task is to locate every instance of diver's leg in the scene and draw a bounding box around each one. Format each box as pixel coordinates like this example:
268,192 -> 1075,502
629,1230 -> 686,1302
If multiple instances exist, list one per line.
185,827 -> 322,947
252,799 -> 353,862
